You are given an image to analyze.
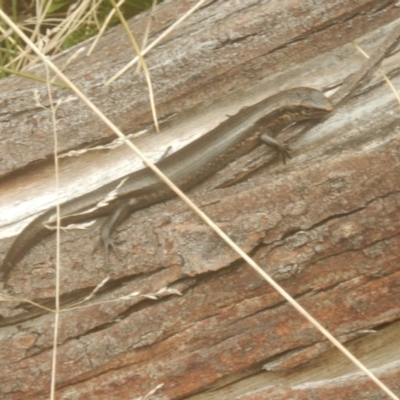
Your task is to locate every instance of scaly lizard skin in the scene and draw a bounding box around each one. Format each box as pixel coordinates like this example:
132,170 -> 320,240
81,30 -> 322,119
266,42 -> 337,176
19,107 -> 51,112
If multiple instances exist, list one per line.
0,87 -> 332,281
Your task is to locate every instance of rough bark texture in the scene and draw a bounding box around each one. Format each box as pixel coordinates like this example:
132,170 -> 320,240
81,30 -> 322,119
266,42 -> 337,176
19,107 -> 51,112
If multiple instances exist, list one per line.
1,0 -> 400,399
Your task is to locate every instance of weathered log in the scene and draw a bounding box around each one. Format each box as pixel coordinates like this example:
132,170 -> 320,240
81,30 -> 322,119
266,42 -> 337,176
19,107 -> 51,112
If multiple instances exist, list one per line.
1,0 -> 400,399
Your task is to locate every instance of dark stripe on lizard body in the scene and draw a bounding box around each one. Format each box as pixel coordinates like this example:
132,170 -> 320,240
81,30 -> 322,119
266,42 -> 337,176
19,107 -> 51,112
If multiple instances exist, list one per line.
0,87 -> 333,281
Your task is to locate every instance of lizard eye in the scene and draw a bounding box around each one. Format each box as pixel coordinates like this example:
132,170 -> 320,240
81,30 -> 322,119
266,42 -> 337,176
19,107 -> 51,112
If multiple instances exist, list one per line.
301,108 -> 313,116
302,108 -> 315,116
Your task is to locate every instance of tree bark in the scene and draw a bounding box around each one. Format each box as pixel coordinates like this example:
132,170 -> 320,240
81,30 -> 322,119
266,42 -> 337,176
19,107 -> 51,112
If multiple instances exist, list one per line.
1,1 -> 400,399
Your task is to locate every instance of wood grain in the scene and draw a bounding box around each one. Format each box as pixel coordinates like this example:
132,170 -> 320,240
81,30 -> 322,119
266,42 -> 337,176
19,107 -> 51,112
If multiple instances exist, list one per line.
1,1 -> 400,399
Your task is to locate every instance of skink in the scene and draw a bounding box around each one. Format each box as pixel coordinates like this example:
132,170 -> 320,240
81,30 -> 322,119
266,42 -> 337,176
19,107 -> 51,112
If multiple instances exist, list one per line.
0,87 -> 333,281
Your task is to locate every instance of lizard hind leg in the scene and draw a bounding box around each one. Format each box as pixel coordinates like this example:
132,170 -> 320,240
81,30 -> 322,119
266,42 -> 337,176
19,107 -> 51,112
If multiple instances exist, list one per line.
100,200 -> 132,272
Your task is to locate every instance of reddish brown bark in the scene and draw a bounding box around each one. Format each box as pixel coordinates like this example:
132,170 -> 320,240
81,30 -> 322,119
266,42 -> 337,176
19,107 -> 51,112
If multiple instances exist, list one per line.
1,0 -> 400,399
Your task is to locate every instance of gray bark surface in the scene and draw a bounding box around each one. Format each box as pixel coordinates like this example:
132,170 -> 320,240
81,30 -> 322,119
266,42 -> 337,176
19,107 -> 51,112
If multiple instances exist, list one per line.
1,1 -> 400,399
